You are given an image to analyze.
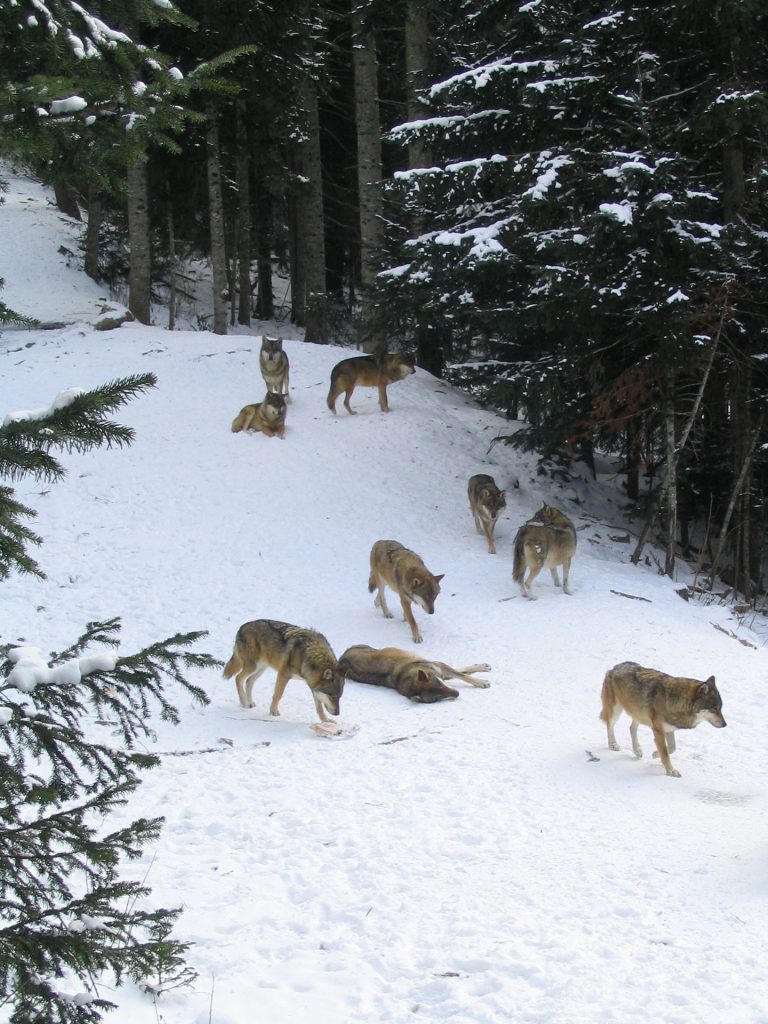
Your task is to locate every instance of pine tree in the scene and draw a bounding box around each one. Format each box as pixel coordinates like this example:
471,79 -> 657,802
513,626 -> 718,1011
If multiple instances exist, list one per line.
382,0 -> 768,584
0,374 -> 217,1021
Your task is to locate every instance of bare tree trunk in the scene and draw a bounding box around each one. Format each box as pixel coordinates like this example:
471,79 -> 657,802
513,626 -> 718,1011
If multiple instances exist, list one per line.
206,99 -> 228,336
663,390 -> 678,577
631,333 -> 721,568
84,183 -> 102,281
254,154 -> 274,321
235,99 -> 252,327
127,158 -> 151,324
295,73 -> 328,342
405,3 -> 431,172
167,198 -> 176,331
710,416 -> 763,588
625,418 -> 641,501
53,183 -> 81,220
351,0 -> 384,347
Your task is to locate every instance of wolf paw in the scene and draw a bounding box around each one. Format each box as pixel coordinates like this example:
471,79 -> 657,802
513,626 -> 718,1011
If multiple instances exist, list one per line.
608,740 -> 620,751
667,768 -> 682,778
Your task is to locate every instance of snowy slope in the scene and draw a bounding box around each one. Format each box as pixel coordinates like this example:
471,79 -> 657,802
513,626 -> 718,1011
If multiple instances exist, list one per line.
1,167 -> 767,1024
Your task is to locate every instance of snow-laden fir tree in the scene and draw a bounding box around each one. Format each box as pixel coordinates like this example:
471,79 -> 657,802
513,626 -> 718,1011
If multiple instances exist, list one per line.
382,0 -> 768,586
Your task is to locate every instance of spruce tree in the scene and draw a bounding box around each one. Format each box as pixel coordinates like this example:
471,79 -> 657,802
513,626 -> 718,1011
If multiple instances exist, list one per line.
382,0 -> 768,583
0,375 -> 217,1022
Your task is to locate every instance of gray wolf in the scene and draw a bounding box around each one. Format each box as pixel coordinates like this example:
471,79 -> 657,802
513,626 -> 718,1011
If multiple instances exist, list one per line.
231,392 -> 287,437
222,619 -> 345,723
339,644 -> 490,702
260,335 -> 290,401
600,661 -> 726,777
512,504 -> 576,598
368,539 -> 444,644
468,474 -> 506,554
327,351 -> 416,414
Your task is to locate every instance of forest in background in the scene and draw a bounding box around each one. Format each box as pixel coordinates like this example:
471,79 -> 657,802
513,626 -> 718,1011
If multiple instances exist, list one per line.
2,0 -> 768,596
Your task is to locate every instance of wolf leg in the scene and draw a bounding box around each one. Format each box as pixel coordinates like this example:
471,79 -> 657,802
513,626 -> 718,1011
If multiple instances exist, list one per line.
374,583 -> 393,619
561,557 -> 573,595
651,719 -> 680,777
629,719 -> 643,758
343,387 -> 358,415
238,664 -> 267,708
270,667 -> 293,716
437,662 -> 492,687
313,692 -> 330,723
484,522 -> 497,555
400,597 -> 423,644
603,701 -> 622,751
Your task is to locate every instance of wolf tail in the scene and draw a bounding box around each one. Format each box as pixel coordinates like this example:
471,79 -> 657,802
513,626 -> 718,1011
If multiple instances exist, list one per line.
598,671 -> 612,721
368,570 -> 376,594
512,530 -> 525,584
326,366 -> 341,412
222,650 -> 242,679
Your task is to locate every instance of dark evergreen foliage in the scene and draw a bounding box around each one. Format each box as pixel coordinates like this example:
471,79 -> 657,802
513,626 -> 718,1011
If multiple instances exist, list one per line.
0,371 -> 217,1020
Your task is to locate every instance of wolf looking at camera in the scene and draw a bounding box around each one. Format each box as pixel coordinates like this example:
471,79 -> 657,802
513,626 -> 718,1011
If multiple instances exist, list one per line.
260,335 -> 290,401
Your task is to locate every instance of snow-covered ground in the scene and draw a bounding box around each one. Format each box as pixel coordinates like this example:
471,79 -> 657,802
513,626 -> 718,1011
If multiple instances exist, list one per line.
2,165 -> 766,1024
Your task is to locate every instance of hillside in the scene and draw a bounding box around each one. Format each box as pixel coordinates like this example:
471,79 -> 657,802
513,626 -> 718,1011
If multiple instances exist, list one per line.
1,166 -> 766,1024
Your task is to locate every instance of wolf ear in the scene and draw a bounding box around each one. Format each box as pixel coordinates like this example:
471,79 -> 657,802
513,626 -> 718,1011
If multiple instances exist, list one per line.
434,574 -> 445,583
323,668 -> 333,680
416,669 -> 430,682
697,678 -> 714,697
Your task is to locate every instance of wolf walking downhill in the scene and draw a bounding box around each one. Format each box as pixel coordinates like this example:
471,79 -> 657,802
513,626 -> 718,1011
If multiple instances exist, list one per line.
368,539 -> 444,644
468,474 -> 506,554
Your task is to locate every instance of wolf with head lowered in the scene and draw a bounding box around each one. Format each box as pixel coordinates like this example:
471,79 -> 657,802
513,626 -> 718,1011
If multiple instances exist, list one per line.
222,619 -> 345,723
513,504 -> 576,599
600,661 -> 726,778
368,540 -> 444,645
259,335 -> 290,401
339,645 -> 490,703
327,350 -> 415,415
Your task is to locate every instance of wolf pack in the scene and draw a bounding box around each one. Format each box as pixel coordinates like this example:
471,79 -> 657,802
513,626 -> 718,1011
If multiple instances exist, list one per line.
224,335 -> 727,778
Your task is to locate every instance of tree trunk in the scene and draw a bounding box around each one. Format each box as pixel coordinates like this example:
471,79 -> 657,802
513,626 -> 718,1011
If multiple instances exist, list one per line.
167,198 -> 176,331
294,73 -> 328,343
206,99 -> 229,336
235,99 -> 252,327
405,3 -> 431,172
84,183 -> 102,282
663,389 -> 678,577
709,416 -> 763,590
625,418 -> 641,501
53,183 -> 81,220
351,0 -> 384,347
254,153 -> 274,321
126,158 -> 151,325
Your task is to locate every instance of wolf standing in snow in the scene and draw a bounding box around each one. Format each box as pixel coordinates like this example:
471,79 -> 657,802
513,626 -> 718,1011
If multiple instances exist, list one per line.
600,661 -> 727,778
259,335 -> 290,401
512,504 -> 576,599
